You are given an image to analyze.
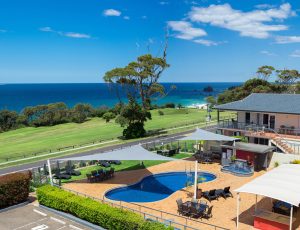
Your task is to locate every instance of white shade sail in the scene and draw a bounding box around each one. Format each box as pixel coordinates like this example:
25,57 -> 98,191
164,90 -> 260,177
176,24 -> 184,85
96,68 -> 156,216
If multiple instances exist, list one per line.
235,164 -> 300,206
179,128 -> 238,141
55,144 -> 179,162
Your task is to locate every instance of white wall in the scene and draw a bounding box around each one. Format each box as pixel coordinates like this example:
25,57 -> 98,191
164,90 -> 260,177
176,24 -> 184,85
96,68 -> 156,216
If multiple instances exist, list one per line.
237,111 -> 245,123
270,152 -> 300,167
275,114 -> 300,129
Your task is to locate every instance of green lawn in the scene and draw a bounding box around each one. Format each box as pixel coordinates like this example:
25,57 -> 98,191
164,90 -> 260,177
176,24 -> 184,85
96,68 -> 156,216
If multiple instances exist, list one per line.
0,108 -> 234,163
62,152 -> 192,183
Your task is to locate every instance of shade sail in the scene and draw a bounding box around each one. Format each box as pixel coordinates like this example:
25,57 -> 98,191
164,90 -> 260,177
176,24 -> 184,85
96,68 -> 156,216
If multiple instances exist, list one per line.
56,144 -> 179,162
180,128 -> 238,141
235,164 -> 300,206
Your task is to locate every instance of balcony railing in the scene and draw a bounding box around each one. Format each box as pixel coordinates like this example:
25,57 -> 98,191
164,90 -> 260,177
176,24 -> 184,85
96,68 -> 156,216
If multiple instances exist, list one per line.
218,119 -> 300,136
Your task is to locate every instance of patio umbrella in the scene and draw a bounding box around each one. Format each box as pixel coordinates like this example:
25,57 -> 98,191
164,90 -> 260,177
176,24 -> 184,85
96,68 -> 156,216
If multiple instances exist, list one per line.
178,128 -> 238,199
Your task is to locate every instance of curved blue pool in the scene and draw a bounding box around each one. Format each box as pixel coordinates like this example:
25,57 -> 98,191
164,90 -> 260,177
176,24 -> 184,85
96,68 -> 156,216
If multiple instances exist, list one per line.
105,172 -> 216,202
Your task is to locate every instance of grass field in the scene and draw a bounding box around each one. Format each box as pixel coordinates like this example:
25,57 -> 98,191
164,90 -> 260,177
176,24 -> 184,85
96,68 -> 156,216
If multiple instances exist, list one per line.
0,108 -> 234,163
62,152 -> 191,183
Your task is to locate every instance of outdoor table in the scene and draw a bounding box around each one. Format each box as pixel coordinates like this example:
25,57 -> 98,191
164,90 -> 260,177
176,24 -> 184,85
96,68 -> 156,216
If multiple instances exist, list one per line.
182,201 -> 208,213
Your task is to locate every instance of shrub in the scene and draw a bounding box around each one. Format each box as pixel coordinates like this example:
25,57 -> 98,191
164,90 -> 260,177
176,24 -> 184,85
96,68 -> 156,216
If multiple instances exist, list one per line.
274,161 -> 279,167
37,185 -> 172,230
103,112 -> 116,123
164,103 -> 175,108
0,171 -> 32,209
158,110 -> 164,116
291,160 -> 300,164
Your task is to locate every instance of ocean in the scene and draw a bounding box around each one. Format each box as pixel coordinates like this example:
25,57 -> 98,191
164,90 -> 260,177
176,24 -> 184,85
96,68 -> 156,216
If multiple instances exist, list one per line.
0,83 -> 240,112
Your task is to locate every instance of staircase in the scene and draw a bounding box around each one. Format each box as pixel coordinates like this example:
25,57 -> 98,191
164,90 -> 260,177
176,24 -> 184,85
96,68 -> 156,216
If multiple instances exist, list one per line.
245,130 -> 295,154
270,137 -> 294,154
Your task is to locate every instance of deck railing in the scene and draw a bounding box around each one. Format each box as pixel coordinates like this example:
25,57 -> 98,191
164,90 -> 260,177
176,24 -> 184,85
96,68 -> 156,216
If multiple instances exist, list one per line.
60,186 -> 229,230
218,120 -> 300,136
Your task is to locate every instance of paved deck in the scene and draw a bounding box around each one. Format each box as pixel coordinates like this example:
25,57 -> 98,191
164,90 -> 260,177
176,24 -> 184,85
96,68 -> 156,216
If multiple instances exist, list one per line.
63,158 -> 300,230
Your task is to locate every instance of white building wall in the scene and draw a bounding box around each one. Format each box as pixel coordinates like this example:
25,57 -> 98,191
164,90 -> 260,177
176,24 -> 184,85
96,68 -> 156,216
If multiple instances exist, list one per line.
275,114 -> 300,129
237,111 -> 245,123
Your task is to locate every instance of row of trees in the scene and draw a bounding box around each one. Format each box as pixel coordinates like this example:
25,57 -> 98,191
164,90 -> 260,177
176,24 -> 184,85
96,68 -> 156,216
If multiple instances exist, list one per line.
216,66 -> 300,105
0,103 -> 113,133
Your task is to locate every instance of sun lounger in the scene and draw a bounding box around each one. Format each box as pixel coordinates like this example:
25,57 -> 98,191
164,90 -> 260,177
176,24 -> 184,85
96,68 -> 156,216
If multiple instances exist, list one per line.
203,189 -> 219,202
216,186 -> 233,199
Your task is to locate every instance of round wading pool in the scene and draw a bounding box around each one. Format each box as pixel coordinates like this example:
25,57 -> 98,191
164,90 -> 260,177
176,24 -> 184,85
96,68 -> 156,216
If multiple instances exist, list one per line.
105,171 -> 216,202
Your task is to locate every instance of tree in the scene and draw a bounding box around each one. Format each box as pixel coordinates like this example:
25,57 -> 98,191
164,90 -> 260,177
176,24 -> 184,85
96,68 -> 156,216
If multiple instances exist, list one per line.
276,69 -> 300,85
104,54 -> 169,110
103,52 -> 169,138
256,65 -> 275,81
115,98 -> 151,139
102,112 -> 116,123
206,96 -> 216,109
72,103 -> 93,123
0,110 -> 18,132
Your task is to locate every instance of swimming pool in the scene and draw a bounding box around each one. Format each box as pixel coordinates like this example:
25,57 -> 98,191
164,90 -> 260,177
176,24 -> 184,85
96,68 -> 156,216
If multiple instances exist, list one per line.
221,160 -> 254,177
105,171 -> 216,202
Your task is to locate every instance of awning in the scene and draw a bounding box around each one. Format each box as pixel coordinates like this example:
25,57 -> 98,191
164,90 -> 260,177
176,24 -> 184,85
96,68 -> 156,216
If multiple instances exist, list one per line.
55,144 -> 179,162
222,142 -> 275,154
235,164 -> 300,206
179,128 -> 238,141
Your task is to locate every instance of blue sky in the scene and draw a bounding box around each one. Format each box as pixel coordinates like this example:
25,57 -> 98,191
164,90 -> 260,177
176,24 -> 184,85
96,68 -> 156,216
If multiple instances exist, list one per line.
0,0 -> 299,83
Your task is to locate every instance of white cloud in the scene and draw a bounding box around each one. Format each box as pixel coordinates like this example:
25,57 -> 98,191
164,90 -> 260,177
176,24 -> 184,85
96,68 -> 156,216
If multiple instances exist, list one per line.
275,36 -> 300,44
290,50 -> 300,58
193,39 -> 221,46
0,29 -> 7,33
141,15 -> 147,19
39,27 -> 91,39
103,9 -> 121,17
188,3 -> 295,39
167,21 -> 207,40
123,16 -> 130,20
260,50 -> 277,56
255,4 -> 276,9
159,1 -> 169,5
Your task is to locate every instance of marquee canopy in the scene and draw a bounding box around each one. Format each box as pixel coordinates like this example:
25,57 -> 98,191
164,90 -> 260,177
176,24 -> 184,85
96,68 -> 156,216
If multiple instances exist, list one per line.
55,144 -> 179,162
235,164 -> 300,206
179,128 -> 238,141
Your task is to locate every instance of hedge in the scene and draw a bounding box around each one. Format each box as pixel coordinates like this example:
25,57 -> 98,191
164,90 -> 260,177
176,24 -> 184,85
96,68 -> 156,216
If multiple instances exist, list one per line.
0,171 -> 32,209
37,185 -> 173,230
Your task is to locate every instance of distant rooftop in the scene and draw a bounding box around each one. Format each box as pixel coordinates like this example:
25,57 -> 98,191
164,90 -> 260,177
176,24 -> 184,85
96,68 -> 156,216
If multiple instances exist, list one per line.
215,93 -> 300,115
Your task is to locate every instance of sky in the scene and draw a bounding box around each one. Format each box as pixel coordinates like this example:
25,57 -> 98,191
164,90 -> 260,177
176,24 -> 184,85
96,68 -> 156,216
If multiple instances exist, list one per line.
0,0 -> 300,83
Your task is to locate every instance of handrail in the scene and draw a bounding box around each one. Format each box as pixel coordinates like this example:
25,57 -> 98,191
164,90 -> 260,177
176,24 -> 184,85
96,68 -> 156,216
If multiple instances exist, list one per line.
218,120 -> 300,154
59,186 -> 229,230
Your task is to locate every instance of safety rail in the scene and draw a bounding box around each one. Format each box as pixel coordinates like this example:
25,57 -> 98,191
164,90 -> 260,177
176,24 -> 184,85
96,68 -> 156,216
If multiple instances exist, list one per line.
218,120 -> 300,155
60,186 -> 229,230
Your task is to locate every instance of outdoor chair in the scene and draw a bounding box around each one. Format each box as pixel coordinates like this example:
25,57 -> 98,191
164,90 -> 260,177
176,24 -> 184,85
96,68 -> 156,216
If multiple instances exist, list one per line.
66,168 -> 81,176
181,204 -> 190,217
176,199 -> 183,215
189,205 -> 202,219
217,186 -> 233,199
109,160 -> 121,165
203,189 -> 219,202
202,206 -> 213,219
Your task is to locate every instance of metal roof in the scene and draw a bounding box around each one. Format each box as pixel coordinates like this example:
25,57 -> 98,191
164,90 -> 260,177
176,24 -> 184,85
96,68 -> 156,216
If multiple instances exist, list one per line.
215,93 -> 300,115
222,142 -> 275,154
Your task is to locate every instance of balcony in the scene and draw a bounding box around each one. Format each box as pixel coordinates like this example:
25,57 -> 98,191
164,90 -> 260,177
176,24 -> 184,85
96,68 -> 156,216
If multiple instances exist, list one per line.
218,119 -> 300,138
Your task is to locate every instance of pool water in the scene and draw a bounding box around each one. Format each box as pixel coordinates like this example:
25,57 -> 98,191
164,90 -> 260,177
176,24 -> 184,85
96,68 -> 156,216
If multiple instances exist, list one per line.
105,172 -> 216,202
221,161 -> 254,176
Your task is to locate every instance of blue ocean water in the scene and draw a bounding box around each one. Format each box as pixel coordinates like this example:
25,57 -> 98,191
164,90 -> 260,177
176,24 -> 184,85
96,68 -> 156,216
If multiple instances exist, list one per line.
0,82 -> 240,112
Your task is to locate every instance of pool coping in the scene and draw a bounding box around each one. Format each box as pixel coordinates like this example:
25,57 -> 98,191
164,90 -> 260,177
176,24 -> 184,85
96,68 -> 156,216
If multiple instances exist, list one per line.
104,170 -> 218,204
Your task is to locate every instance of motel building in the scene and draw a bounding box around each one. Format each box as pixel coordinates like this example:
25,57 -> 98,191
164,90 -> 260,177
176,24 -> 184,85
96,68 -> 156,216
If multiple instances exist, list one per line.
215,93 -> 300,155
